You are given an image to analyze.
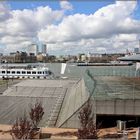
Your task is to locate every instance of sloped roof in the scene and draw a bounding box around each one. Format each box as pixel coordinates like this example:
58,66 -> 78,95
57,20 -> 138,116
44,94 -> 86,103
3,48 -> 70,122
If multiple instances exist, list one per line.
0,79 -> 78,127
118,54 -> 140,61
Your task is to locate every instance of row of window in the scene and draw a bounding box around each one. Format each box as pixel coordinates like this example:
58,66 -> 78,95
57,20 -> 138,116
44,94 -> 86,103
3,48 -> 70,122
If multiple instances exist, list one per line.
2,76 -> 46,79
0,70 -> 47,74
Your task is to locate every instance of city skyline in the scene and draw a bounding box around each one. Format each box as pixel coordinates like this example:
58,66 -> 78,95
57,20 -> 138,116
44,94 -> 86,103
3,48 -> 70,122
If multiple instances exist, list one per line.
0,0 -> 140,55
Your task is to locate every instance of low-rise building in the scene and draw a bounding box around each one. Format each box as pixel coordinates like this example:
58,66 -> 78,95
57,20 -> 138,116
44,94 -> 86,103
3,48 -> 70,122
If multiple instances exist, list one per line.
37,53 -> 48,62
1,51 -> 36,63
87,53 -> 102,62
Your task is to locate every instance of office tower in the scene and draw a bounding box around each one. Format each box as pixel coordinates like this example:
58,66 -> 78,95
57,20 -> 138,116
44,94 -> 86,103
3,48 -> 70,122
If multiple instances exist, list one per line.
28,44 -> 38,56
42,44 -> 47,56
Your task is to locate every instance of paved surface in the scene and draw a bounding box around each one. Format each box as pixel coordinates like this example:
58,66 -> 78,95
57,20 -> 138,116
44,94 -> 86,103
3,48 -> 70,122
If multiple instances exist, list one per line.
0,124 -> 77,140
0,124 -> 137,140
0,79 -> 21,94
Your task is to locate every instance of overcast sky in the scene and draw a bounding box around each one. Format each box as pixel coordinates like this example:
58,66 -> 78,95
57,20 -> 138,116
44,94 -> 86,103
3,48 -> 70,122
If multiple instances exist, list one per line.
0,0 -> 140,55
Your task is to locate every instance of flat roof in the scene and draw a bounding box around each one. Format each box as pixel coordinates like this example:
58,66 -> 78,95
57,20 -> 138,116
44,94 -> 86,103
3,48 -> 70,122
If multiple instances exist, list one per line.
13,79 -> 77,88
91,76 -> 140,100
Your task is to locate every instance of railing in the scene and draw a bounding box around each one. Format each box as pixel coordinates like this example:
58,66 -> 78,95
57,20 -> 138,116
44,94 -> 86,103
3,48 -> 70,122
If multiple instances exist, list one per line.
85,65 -> 138,77
84,68 -> 140,100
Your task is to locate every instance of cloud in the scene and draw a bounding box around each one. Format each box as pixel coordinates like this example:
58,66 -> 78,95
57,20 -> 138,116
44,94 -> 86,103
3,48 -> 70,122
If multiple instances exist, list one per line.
0,1 -> 140,55
0,2 -> 65,53
35,6 -> 64,27
38,1 -> 139,43
114,34 -> 137,42
60,1 -> 73,10
38,1 -> 140,54
0,2 -> 11,21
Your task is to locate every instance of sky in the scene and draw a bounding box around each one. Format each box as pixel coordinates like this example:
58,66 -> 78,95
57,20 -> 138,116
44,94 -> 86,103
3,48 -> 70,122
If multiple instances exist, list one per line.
0,0 -> 140,55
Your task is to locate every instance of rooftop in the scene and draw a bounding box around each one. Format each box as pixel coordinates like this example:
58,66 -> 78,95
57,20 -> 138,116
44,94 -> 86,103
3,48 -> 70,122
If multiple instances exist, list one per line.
118,54 -> 140,61
0,79 -> 79,126
92,76 -> 140,100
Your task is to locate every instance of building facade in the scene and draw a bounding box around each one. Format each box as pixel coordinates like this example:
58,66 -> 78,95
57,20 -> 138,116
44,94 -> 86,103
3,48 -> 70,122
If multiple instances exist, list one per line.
42,44 -> 47,56
27,44 -> 38,56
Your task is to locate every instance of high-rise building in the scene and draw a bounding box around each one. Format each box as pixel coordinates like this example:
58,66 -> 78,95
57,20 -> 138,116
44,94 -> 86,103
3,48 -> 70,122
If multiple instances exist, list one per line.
27,44 -> 38,56
42,44 -> 47,56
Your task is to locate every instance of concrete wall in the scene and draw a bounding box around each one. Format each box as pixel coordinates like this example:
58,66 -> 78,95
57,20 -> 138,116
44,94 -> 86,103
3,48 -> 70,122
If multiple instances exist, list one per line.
57,98 -> 140,128
56,79 -> 89,128
96,99 -> 140,116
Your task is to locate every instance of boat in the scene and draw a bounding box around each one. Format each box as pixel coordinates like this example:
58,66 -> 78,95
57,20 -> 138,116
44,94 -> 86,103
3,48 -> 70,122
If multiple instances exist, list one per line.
0,64 -> 52,79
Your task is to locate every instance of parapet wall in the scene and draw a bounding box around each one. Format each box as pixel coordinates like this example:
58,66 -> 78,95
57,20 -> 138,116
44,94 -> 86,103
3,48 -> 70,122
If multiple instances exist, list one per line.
56,78 -> 89,128
96,99 -> 140,116
56,70 -> 96,128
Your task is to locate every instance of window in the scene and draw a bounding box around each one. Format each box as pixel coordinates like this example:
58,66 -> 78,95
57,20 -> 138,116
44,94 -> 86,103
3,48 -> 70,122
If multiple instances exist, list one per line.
27,71 -> 31,74
7,71 -> 10,74
38,71 -> 42,74
45,71 -> 48,74
22,71 -> 26,74
2,71 -> 5,74
48,71 -> 52,74
17,71 -> 20,74
12,71 -> 15,74
32,71 -> 36,74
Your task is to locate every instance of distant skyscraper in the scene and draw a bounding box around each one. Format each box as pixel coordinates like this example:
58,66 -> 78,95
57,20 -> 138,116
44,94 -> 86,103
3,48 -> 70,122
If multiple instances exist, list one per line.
28,44 -> 38,56
42,44 -> 47,56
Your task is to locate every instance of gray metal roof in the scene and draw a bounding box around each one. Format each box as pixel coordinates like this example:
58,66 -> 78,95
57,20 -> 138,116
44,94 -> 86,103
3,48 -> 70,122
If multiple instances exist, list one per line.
0,79 -> 79,127
91,76 -> 140,100
118,54 -> 140,61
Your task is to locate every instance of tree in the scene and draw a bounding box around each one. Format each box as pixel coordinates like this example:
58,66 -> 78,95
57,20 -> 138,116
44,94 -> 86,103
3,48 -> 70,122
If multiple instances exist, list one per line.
11,115 -> 36,139
11,101 -> 44,139
77,100 -> 98,139
29,101 -> 44,129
